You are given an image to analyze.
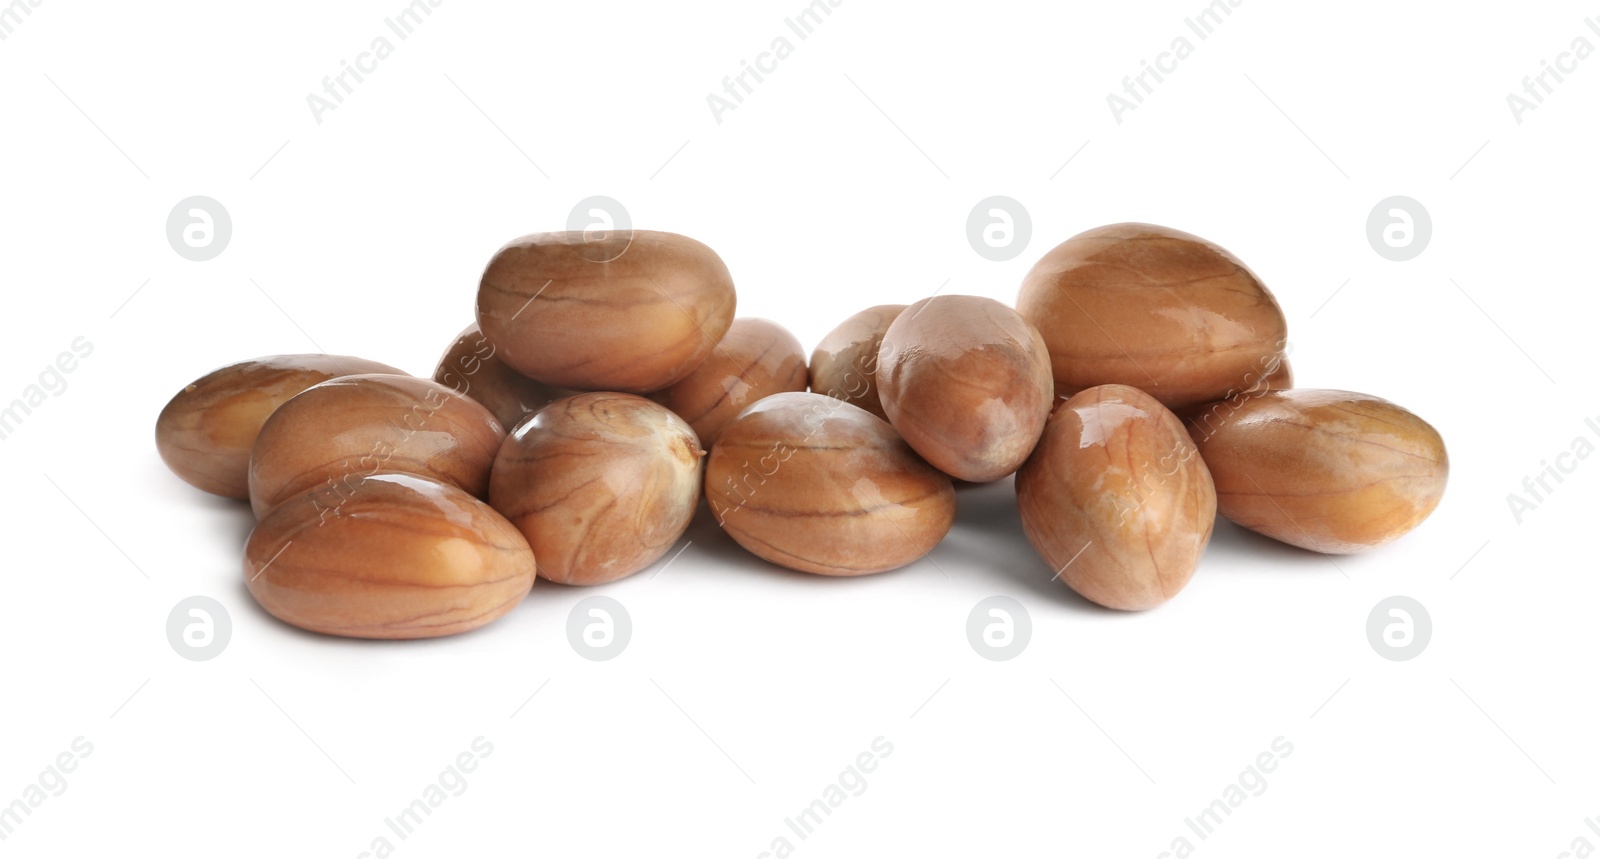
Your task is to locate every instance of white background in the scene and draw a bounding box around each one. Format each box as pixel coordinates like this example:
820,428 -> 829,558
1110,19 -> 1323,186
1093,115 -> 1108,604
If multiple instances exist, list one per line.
1,0 -> 1596,856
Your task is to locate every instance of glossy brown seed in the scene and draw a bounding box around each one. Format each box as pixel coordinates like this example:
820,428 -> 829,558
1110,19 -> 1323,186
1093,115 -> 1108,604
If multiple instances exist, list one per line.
809,304 -> 906,420
155,354 -> 405,499
476,230 -> 736,393
1186,389 -> 1448,554
1017,223 -> 1289,409
432,322 -> 574,431
248,374 -> 504,519
490,392 -> 703,586
649,318 -> 808,445
876,295 -> 1054,482
244,473 -> 535,639
706,392 -> 956,576
1017,384 -> 1216,610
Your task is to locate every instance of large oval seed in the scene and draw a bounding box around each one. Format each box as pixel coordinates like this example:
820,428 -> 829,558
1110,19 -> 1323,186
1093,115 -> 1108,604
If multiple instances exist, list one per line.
1186,389 -> 1448,553
248,374 -> 504,519
490,392 -> 703,586
244,473 -> 535,639
877,295 -> 1054,482
476,230 -> 736,393
1017,384 -> 1216,610
706,392 -> 955,575
156,354 -> 405,498
1017,223 -> 1288,409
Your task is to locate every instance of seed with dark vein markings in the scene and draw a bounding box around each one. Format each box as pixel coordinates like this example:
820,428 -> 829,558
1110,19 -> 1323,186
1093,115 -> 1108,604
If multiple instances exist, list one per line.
244,473 -> 535,639
1017,223 -> 1289,409
706,392 -> 955,576
490,392 -> 704,586
476,230 -> 736,393
1186,389 -> 1447,553
157,354 -> 406,499
1017,384 -> 1216,610
248,374 -> 505,519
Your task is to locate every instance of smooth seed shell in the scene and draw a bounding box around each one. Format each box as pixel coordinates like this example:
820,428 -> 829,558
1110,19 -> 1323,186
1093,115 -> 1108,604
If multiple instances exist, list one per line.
877,295 -> 1054,482
1017,384 -> 1216,610
706,391 -> 955,576
156,354 -> 405,499
475,230 -> 736,393
490,392 -> 703,586
1017,223 -> 1289,409
1186,389 -> 1448,553
243,473 -> 535,639
248,374 -> 504,519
